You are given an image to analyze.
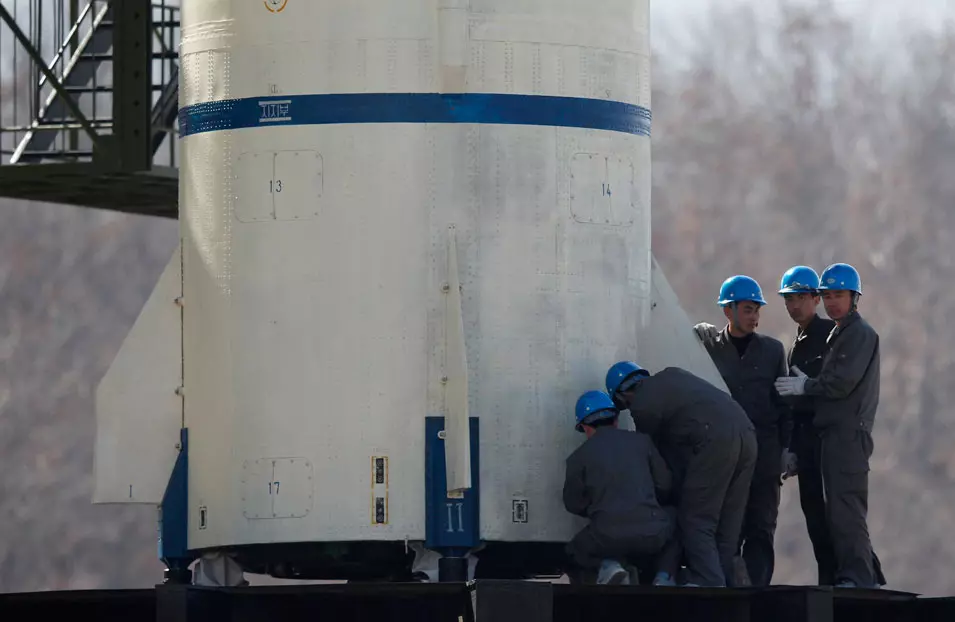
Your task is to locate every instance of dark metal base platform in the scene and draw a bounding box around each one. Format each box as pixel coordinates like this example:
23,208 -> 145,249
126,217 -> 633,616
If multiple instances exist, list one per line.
220,540 -> 570,581
0,163 -> 177,218
2,582 -> 952,622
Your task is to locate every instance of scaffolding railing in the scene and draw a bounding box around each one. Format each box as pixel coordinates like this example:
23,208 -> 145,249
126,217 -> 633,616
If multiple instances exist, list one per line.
0,0 -> 180,169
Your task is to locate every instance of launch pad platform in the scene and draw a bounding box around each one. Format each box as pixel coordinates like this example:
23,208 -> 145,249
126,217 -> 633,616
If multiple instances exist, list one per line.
2,581 -> 954,622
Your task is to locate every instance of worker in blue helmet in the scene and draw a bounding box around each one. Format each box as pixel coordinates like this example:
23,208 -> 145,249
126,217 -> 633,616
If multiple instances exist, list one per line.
693,275 -> 792,587
606,362 -> 757,588
563,390 -> 677,586
775,263 -> 884,589
692,274 -> 767,341
777,265 -> 837,583
564,390 -> 677,585
776,265 -> 887,588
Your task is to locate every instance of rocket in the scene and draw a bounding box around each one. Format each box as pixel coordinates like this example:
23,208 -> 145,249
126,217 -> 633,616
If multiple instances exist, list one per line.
93,0 -> 727,582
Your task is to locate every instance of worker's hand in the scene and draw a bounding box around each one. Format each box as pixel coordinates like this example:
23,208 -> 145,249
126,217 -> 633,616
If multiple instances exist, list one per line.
781,449 -> 798,480
774,376 -> 807,396
693,323 -> 718,342
775,367 -> 808,396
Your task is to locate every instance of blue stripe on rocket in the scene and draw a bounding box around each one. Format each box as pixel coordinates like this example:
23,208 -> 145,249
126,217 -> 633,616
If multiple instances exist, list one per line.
177,93 -> 652,137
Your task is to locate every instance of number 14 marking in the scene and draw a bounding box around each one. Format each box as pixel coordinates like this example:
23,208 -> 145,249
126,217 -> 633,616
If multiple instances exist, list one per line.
602,183 -> 612,197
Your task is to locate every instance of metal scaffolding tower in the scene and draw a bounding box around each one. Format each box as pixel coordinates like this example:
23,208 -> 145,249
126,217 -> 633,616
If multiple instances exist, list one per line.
0,0 -> 179,218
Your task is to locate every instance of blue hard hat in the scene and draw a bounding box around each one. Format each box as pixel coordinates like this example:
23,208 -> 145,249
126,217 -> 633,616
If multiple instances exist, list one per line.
574,390 -> 618,432
818,263 -> 862,295
718,275 -> 767,306
778,266 -> 820,295
605,361 -> 649,397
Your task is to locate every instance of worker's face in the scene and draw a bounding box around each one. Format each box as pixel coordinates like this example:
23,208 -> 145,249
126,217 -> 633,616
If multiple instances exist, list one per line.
783,292 -> 819,325
822,290 -> 854,321
724,301 -> 761,335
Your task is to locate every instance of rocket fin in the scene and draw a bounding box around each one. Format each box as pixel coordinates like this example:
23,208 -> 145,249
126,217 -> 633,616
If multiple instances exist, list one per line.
640,254 -> 730,393
93,242 -> 183,504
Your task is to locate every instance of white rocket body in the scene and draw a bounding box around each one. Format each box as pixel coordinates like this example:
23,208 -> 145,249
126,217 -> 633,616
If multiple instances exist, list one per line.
93,0 -> 727,577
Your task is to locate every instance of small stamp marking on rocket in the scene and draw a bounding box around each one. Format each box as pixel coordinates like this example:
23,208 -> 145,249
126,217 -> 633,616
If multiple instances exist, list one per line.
512,499 -> 529,523
263,0 -> 288,13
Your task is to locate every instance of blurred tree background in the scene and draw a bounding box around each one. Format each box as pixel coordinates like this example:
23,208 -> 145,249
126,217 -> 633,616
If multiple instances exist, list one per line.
653,0 -> 955,592
0,0 -> 952,595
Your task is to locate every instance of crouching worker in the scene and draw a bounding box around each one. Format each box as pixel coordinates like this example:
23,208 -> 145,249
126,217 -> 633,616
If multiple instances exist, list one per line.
606,362 -> 758,587
563,390 -> 677,585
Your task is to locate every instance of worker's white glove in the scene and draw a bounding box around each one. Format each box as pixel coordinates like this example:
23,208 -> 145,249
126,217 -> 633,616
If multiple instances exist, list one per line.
781,449 -> 798,480
775,365 -> 808,396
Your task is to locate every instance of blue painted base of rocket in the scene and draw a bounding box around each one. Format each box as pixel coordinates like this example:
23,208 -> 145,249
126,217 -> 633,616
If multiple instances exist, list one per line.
425,416 -> 480,580
157,428 -> 197,584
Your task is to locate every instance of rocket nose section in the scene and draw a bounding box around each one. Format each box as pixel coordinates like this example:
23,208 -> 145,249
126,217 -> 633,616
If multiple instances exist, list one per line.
639,254 -> 729,393
93,243 -> 183,505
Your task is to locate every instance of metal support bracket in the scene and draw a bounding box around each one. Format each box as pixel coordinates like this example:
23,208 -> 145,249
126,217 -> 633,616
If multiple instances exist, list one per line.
111,0 -> 153,170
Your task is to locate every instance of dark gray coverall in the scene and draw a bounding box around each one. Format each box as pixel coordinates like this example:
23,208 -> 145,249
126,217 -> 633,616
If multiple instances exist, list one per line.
788,313 -> 839,584
563,427 -> 676,574
617,367 -> 758,587
788,313 -> 887,587
696,324 -> 791,586
802,310 -> 881,587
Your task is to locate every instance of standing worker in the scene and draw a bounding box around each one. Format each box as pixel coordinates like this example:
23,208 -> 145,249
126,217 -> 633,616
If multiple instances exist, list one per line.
775,263 -> 882,589
693,275 -> 792,587
777,265 -> 887,587
562,390 -> 677,585
777,265 -> 838,584
605,362 -> 757,588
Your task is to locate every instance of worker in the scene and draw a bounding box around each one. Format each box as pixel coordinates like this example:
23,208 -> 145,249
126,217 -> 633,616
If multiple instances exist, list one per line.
606,362 -> 757,588
562,390 -> 676,585
777,264 -> 888,588
693,275 -> 792,587
777,265 -> 837,584
775,263 -> 882,589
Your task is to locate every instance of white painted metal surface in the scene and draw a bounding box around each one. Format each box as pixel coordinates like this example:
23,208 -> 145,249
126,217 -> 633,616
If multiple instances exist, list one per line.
94,0 -> 726,555
641,255 -> 730,392
94,243 -> 182,504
